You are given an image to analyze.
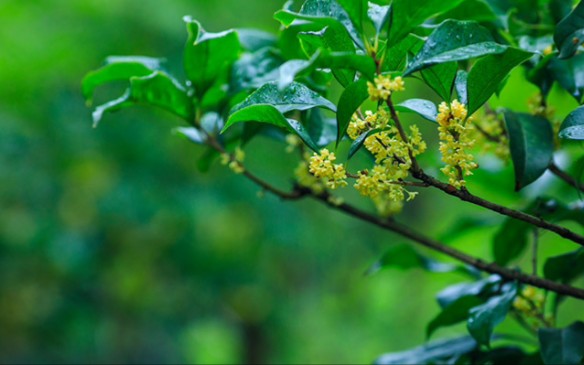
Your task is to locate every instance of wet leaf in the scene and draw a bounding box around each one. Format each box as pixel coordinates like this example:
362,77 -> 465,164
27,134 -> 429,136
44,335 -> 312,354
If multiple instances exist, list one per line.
405,20 -> 506,75
539,322 -> 584,365
503,111 -> 554,190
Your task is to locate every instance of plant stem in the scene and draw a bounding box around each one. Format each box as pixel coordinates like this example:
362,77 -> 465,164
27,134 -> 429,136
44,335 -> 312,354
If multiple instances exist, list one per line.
549,161 -> 584,192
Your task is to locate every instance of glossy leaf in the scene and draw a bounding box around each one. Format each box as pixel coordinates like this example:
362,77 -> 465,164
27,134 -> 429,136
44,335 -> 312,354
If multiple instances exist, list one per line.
455,70 -> 468,105
388,0 -> 466,47
427,296 -> 484,339
236,29 -> 277,52
348,128 -> 381,159
174,126 -> 206,144
467,282 -> 517,347
367,2 -> 390,35
315,52 -> 376,81
337,0 -> 365,33
467,47 -> 532,115
223,104 -> 319,151
336,78 -> 369,144
437,275 -> 501,308
183,17 -> 240,97
231,48 -> 283,91
92,71 -> 193,126
544,248 -> 584,283
503,111 -> 554,190
307,109 -> 337,147
549,53 -> 584,103
298,26 -> 356,85
382,34 -> 424,72
395,99 -> 438,122
274,0 -> 363,48
554,1 -> 584,59
374,336 -> 479,365
232,82 -> 336,114
559,105 -> 584,140
420,62 -> 458,101
539,322 -> 584,365
405,20 -> 506,75
82,56 -> 162,102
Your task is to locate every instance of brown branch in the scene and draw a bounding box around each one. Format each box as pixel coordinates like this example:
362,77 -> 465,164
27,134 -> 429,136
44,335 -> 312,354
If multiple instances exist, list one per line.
411,170 -> 584,246
311,192 -> 584,300
549,162 -> 584,192
203,128 -> 584,299
384,103 -> 584,246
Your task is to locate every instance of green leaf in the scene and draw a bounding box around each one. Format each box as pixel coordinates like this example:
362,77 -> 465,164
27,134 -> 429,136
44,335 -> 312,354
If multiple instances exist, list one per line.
223,104 -> 319,151
455,70 -> 468,105
420,62 -> 458,101
549,53 -> 584,103
467,282 -> 517,347
275,0 -> 363,49
437,0 -> 499,23
493,218 -> 531,266
559,105 -> 584,140
405,20 -> 506,75
298,26 -> 357,86
232,81 -> 336,114
336,78 -> 369,144
307,109 -> 337,147
388,0 -> 466,47
427,296 -> 484,339
503,111 -> 554,190
231,48 -> 283,91
183,17 -> 240,97
366,244 -> 461,276
539,322 -> 584,365
395,99 -> 438,122
544,248 -> 584,283
337,0 -> 365,33
367,2 -> 390,35
174,126 -> 206,144
92,71 -> 193,126
315,52 -> 377,81
437,275 -> 501,308
236,29 -> 277,52
554,1 -> 584,59
82,56 -> 162,102
374,336 -> 479,365
91,91 -> 133,127
382,34 -> 424,72
348,128 -> 381,159
467,47 -> 533,115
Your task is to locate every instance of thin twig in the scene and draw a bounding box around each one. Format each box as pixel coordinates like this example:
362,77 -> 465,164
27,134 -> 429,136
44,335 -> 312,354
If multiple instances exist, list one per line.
549,162 -> 584,193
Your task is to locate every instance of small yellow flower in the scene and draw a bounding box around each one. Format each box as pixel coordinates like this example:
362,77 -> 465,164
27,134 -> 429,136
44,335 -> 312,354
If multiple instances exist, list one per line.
308,149 -> 347,189
542,45 -> 553,56
367,75 -> 405,102
437,100 -> 477,188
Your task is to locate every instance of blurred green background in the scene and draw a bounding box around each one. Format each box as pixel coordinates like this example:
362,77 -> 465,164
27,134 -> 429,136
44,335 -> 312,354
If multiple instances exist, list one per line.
1,0 -> 583,363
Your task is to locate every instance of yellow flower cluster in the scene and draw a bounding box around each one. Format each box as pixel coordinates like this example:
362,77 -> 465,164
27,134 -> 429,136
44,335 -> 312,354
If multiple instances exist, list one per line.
294,157 -> 325,194
348,109 -> 426,216
308,149 -> 348,189
437,100 -> 477,189
347,109 -> 389,140
527,93 -> 555,120
221,147 -> 245,174
472,113 -> 509,161
513,286 -> 549,327
367,74 -> 405,102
